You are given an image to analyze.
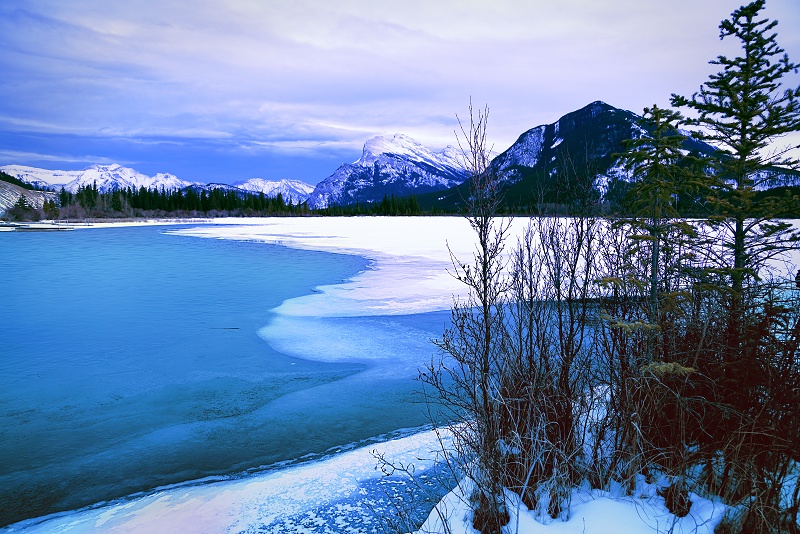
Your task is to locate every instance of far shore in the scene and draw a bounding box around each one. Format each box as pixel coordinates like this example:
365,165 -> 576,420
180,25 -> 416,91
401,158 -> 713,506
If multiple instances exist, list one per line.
43,217 -> 215,228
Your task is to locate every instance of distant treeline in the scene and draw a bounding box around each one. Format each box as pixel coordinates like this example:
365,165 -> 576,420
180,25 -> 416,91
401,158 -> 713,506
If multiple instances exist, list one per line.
49,183 -> 431,219
6,172 -> 800,221
316,193 -> 424,216
56,183 -> 311,219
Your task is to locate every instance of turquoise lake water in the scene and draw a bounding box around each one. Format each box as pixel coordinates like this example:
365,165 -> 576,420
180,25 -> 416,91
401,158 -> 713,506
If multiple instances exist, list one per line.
0,225 -> 447,527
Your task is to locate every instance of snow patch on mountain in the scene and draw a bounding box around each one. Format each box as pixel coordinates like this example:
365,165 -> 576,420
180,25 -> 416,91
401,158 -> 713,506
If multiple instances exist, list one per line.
594,161 -> 633,198
752,168 -> 800,190
503,126 -> 545,169
357,134 -> 463,170
488,125 -> 547,184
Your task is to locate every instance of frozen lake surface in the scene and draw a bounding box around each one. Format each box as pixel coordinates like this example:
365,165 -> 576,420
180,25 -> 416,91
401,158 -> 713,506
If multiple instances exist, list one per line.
0,221 -> 455,530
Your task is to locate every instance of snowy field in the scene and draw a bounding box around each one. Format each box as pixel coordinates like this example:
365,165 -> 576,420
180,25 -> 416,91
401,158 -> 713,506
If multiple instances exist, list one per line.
8,216 -> 800,534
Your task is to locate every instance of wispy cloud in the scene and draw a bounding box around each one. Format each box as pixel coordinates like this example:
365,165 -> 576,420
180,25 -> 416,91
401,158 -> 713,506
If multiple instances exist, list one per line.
247,139 -> 364,153
0,149 -> 126,166
0,0 -> 798,181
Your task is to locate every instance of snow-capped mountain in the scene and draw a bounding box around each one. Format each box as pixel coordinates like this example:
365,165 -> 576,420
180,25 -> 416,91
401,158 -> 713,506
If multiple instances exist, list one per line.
306,134 -> 467,209
231,178 -> 315,204
488,101 -> 799,204
356,134 -> 463,169
428,101 -> 725,210
0,165 -> 79,190
491,101 -> 649,186
0,164 -> 197,194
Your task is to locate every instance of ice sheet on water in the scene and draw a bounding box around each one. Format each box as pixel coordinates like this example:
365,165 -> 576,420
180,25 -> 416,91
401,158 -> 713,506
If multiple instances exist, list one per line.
258,312 -> 446,375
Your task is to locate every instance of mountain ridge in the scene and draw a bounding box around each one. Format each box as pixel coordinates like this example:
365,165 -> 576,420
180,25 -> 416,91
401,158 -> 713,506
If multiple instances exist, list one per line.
0,164 -> 317,205
231,178 -> 315,204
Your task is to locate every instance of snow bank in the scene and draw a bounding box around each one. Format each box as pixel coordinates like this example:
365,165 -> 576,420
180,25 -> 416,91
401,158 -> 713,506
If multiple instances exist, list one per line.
5,431 -> 446,534
414,481 -> 728,534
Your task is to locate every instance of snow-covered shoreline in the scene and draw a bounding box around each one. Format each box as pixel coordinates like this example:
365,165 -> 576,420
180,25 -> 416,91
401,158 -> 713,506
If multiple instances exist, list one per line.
414,480 -> 729,534
4,429 -> 448,534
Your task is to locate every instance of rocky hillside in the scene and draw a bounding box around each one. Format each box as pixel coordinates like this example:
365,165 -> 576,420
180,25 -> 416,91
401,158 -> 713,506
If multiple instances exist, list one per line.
0,180 -> 56,217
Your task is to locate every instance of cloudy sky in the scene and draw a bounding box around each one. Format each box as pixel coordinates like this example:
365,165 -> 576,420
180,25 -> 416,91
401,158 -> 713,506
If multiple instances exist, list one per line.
1,0 -> 798,185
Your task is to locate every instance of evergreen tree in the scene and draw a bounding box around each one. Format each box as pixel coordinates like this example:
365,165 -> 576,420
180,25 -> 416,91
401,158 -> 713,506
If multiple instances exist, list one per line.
617,105 -> 710,361
111,190 -> 123,213
619,106 -> 691,324
670,0 -> 800,396
58,187 -> 71,207
671,0 -> 800,293
42,199 -> 59,219
670,0 -> 800,406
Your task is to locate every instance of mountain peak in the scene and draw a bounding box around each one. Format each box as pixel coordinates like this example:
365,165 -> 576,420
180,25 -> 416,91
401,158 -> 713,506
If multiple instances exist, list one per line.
88,163 -> 122,170
358,134 -> 429,165
355,133 -> 464,172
